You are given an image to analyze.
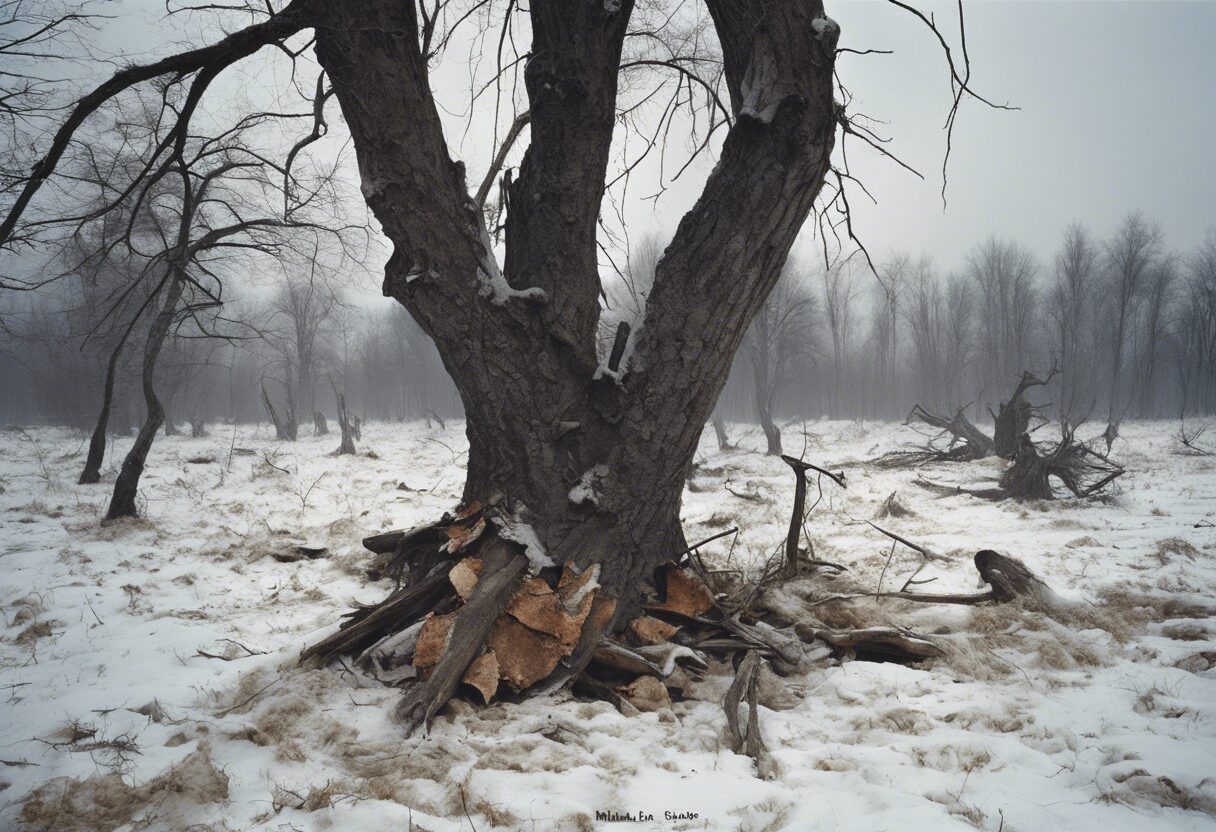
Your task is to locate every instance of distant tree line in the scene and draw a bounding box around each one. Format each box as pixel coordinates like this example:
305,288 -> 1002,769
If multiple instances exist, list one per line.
1,212 -> 1213,437
710,214 -> 1216,431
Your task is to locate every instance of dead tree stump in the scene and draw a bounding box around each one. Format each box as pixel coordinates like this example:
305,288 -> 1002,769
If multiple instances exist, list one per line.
992,363 -> 1058,459
905,404 -> 994,461
1000,427 -> 1124,501
261,384 -> 297,441
333,386 -> 356,455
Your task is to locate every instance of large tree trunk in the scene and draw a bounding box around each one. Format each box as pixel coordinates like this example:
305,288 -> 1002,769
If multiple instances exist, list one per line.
992,365 -> 1058,459
107,271 -> 185,520
310,0 -> 837,697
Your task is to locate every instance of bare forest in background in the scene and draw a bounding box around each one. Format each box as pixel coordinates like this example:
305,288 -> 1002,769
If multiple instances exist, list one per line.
4,214 -> 1213,436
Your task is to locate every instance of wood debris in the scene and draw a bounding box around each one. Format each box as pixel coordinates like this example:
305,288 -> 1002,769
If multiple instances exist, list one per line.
650,565 -> 714,617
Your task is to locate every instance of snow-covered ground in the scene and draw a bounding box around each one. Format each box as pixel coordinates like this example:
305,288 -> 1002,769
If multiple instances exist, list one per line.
1,419 -> 1214,831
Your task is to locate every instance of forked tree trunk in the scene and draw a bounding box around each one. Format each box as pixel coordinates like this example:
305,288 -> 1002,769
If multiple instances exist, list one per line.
749,347 -> 783,456
760,411 -> 783,457
107,271 -> 185,520
261,384 -> 298,441
81,295 -> 157,484
992,365 -> 1058,459
310,0 -> 839,699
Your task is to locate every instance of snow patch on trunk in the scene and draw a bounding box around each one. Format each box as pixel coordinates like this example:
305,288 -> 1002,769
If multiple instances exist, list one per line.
568,464 -> 609,507
561,563 -> 601,614
812,16 -> 840,40
472,216 -> 547,305
495,513 -> 555,574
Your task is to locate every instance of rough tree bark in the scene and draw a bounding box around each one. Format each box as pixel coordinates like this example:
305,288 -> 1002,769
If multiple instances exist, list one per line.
313,0 -> 838,619
0,0 -> 841,719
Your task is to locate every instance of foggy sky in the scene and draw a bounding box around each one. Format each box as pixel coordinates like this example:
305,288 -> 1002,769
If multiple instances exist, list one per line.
626,0 -> 1216,273
825,0 -> 1216,272
18,0 -> 1216,285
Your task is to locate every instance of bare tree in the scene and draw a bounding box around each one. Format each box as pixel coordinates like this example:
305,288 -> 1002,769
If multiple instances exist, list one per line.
820,258 -> 859,419
1135,256 -> 1177,418
966,237 -> 1039,404
0,0 -> 1006,727
903,257 -> 947,410
869,255 -> 905,419
1176,231 -> 1216,414
1048,224 -> 1098,420
1102,212 -> 1162,434
268,246 -> 337,418
744,261 -> 817,455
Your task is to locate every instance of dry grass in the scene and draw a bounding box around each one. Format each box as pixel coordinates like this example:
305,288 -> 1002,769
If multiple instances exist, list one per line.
18,746 -> 228,832
1155,536 -> 1201,564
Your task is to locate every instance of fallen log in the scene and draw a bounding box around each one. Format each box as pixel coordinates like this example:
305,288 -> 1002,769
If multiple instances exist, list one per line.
795,624 -> 943,662
362,522 -> 445,555
905,404 -> 994,461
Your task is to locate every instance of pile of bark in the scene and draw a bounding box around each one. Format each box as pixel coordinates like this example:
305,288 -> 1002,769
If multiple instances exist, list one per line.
300,494 -> 1063,742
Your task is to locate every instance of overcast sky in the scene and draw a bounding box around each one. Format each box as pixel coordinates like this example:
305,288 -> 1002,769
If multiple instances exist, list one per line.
609,0 -> 1216,274
819,0 -> 1216,272
22,0 -> 1216,286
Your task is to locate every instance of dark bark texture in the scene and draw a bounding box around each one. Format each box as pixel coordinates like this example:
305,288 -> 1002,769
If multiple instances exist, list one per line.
313,0 -> 839,618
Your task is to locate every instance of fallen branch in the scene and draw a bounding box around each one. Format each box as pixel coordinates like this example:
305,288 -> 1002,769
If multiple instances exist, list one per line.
723,651 -> 767,766
781,455 -> 846,577
867,521 -> 951,562
796,624 -> 943,662
396,539 -> 528,735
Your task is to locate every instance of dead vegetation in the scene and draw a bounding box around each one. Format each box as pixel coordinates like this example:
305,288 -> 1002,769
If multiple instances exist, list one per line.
877,366 -> 1126,502
291,440 -> 1128,784
17,746 -> 228,832
1175,422 -> 1215,456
